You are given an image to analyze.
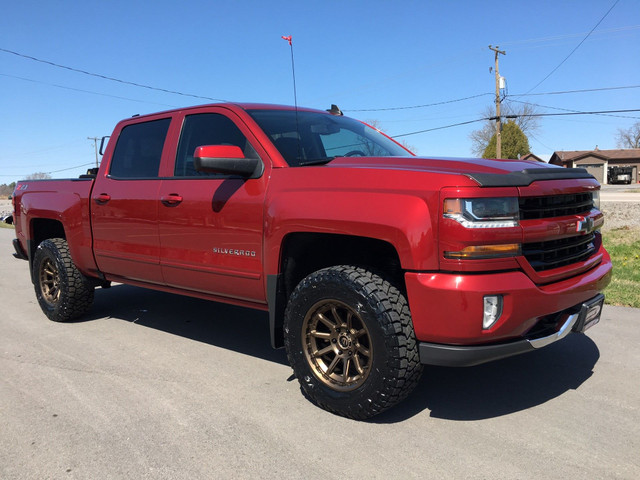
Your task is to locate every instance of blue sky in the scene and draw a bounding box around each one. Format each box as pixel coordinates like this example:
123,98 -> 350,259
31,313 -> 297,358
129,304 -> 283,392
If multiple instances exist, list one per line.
1,0 -> 639,184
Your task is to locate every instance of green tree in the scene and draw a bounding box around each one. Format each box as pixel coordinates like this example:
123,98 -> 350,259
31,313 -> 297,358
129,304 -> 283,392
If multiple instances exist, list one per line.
469,103 -> 540,157
482,120 -> 531,159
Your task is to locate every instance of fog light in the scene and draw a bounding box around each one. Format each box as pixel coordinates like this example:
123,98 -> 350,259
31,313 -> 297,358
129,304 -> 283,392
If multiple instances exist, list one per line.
483,295 -> 503,329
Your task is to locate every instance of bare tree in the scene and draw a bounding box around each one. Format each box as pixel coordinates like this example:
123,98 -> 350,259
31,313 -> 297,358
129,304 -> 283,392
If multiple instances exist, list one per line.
469,103 -> 541,157
25,172 -> 52,180
366,120 -> 417,155
616,122 -> 640,149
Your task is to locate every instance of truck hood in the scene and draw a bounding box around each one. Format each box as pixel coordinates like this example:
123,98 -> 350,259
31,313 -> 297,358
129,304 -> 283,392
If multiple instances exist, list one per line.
327,156 -> 595,187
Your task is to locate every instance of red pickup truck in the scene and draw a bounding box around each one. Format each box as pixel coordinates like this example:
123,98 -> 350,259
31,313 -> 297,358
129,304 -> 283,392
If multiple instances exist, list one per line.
12,103 -> 612,419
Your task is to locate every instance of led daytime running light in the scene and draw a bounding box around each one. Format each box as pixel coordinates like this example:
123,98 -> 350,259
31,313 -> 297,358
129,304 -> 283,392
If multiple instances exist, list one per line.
444,197 -> 519,229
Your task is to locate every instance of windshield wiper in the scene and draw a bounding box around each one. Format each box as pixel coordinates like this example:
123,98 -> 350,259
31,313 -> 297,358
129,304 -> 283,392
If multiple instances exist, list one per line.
298,157 -> 336,166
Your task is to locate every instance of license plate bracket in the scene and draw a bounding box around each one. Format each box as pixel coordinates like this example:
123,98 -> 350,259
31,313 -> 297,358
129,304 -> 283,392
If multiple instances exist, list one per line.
572,294 -> 605,333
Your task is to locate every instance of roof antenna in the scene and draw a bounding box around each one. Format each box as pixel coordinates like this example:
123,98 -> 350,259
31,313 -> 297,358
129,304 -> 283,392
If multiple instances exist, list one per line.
281,36 -> 297,108
281,35 -> 302,162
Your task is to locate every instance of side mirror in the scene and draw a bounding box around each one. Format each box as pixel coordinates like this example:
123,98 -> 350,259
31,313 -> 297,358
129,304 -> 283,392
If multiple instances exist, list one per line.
193,145 -> 263,177
99,136 -> 110,156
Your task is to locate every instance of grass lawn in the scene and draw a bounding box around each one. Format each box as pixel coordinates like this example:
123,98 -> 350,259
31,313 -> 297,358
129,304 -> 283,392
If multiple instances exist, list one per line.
602,227 -> 640,308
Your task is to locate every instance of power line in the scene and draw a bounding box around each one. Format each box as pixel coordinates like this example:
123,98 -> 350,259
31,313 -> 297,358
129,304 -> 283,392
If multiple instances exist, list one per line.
500,108 -> 640,119
512,84 -> 640,97
0,162 -> 96,178
0,72 -> 176,107
347,85 -> 639,113
498,24 -> 640,47
392,108 -> 640,138
0,47 -> 227,102
506,98 -> 640,120
391,119 -> 486,138
4,108 -> 639,177
347,93 -> 493,112
523,0 -> 620,94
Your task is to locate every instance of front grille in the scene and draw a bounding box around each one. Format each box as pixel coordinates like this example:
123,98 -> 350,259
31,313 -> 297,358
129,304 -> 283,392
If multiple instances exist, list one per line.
519,192 -> 593,220
523,233 -> 596,271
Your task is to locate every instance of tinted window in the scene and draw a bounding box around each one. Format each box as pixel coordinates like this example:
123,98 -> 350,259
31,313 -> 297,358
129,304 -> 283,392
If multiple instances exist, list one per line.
247,109 -> 408,166
109,118 -> 170,178
174,113 -> 257,177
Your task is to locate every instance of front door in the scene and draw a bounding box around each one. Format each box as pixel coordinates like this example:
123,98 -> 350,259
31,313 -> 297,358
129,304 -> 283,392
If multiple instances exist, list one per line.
157,111 -> 267,302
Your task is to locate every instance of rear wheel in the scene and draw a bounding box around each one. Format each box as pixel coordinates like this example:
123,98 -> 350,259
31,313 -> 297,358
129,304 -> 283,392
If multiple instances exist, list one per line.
284,266 -> 423,419
33,238 -> 94,322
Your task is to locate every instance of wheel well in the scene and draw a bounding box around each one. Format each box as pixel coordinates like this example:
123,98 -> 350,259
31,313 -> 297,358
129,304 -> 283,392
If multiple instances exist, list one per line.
30,218 -> 66,258
269,233 -> 405,349
280,233 -> 404,299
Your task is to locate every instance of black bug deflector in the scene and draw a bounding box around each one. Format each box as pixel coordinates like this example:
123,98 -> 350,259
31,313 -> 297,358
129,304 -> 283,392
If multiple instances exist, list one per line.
466,168 -> 594,187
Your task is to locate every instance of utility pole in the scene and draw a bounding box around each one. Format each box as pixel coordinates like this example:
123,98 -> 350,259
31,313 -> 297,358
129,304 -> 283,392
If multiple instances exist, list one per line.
87,137 -> 100,168
489,45 -> 506,158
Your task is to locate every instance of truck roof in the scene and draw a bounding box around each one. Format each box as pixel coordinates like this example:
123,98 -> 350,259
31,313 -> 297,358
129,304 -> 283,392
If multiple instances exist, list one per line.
126,102 -> 328,121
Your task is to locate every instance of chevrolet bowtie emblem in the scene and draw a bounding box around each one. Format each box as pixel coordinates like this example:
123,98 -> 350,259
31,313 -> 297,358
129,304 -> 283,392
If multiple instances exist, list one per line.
576,216 -> 594,234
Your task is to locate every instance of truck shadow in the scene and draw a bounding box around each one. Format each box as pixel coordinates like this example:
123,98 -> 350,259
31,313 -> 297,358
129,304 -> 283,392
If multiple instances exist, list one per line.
84,283 -> 288,366
373,333 -> 600,423
85,284 -> 600,422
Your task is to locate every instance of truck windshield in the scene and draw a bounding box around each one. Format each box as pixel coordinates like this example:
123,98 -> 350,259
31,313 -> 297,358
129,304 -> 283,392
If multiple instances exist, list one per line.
247,109 -> 410,166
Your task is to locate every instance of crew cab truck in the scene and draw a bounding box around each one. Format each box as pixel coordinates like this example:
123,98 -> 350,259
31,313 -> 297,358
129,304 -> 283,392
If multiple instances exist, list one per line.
12,103 -> 612,419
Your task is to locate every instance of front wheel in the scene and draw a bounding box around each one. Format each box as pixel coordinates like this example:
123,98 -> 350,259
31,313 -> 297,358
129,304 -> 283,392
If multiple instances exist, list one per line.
33,238 -> 94,322
284,266 -> 423,419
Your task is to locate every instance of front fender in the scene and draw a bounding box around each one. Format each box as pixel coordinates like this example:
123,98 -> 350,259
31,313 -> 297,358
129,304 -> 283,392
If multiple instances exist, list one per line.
263,189 -> 437,275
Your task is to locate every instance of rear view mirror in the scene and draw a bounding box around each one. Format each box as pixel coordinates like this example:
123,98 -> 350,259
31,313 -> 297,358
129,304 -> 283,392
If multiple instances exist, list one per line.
310,123 -> 340,135
193,145 -> 263,178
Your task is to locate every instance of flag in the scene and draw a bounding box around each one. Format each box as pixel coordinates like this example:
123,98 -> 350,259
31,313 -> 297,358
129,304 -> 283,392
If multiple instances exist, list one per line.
281,35 -> 292,46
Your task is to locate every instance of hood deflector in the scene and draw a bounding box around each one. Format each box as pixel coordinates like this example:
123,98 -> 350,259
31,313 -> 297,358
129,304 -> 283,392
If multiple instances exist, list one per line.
466,168 -> 594,187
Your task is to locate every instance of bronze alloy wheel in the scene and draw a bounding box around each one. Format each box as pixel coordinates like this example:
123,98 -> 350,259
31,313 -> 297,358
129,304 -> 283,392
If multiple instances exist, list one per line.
302,299 -> 373,391
39,257 -> 61,306
33,238 -> 94,322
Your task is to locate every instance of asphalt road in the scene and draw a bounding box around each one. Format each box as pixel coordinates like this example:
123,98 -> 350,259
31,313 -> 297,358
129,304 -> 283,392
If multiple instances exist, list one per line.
1,227 -> 638,480
600,183 -> 640,203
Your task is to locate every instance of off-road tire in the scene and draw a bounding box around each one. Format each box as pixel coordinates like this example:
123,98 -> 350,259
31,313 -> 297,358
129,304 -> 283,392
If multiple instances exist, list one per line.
33,238 -> 94,322
284,266 -> 423,419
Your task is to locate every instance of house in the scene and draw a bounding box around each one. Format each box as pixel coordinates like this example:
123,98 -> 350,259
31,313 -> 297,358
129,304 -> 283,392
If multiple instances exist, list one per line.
549,147 -> 640,184
520,153 -> 545,162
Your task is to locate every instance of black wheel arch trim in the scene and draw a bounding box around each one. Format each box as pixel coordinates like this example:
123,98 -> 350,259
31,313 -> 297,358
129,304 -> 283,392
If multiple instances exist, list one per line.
267,273 -> 286,349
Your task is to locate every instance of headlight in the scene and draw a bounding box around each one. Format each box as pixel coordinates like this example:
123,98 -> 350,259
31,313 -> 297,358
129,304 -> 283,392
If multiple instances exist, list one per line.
591,190 -> 600,210
443,197 -> 519,228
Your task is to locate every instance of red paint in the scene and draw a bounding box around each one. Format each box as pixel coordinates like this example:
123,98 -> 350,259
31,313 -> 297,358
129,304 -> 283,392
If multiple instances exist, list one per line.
13,103 -> 612,350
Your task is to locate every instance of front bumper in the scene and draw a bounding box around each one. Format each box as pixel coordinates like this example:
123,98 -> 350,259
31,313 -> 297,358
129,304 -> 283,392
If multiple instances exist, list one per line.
419,294 -> 604,366
405,250 -> 612,366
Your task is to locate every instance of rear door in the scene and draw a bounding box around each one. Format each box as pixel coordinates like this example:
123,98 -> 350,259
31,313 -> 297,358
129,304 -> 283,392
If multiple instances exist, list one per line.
157,108 -> 269,303
91,116 -> 172,285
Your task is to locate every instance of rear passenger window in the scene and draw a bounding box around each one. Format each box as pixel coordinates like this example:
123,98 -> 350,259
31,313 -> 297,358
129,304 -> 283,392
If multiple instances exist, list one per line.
109,118 -> 171,178
174,113 -> 258,177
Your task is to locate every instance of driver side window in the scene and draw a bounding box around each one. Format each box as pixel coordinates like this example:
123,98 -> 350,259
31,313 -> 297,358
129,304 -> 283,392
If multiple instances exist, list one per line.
174,113 -> 258,177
